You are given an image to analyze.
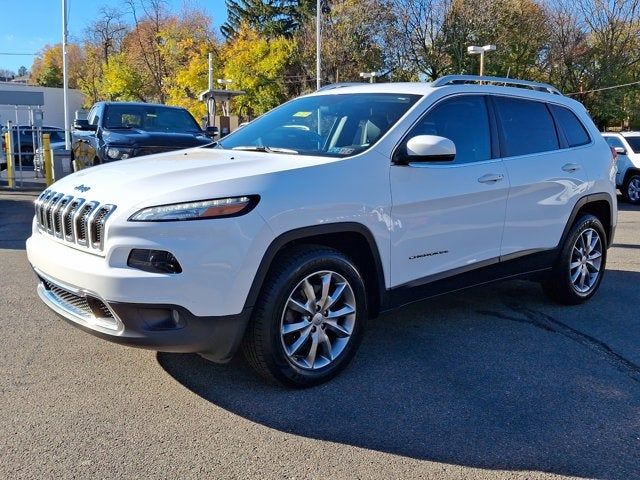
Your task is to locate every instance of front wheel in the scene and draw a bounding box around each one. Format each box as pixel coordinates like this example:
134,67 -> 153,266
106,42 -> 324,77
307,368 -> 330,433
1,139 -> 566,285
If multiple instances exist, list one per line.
242,246 -> 367,387
622,173 -> 640,205
542,214 -> 607,305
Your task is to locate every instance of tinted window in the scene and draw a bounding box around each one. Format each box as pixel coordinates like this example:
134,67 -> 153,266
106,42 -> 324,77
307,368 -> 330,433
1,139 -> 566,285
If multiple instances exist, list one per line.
494,97 -> 559,157
104,104 -> 201,133
406,95 -> 491,164
551,105 -> 590,147
605,136 -> 625,150
622,135 -> 640,153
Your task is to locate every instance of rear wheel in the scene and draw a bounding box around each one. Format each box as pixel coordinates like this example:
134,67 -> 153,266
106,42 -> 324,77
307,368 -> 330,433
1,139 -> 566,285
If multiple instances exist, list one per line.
622,173 -> 640,205
242,245 -> 367,387
542,214 -> 607,304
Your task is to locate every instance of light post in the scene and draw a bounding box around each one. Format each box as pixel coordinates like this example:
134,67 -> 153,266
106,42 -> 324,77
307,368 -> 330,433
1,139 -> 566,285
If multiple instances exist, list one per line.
316,0 -> 321,90
61,0 -> 70,149
467,45 -> 496,76
359,71 -> 379,83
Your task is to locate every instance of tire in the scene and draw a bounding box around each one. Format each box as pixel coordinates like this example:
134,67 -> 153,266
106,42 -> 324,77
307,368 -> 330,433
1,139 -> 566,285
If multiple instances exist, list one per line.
542,214 -> 607,305
242,245 -> 367,387
622,173 -> 640,205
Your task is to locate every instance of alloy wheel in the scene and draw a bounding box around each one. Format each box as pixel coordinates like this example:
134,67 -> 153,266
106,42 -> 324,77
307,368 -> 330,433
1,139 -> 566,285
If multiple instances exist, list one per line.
569,228 -> 603,294
628,176 -> 640,202
280,270 -> 356,370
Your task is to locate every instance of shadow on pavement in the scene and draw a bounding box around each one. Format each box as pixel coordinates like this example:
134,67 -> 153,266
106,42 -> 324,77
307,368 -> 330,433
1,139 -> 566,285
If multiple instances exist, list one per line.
158,270 -> 640,479
0,195 -> 36,250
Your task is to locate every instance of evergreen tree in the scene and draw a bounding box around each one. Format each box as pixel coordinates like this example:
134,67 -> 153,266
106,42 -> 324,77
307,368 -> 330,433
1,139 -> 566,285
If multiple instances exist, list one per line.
221,0 -> 316,39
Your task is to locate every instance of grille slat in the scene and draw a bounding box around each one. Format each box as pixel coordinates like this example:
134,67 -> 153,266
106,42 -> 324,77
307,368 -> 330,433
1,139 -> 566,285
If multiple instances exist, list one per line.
34,190 -> 116,252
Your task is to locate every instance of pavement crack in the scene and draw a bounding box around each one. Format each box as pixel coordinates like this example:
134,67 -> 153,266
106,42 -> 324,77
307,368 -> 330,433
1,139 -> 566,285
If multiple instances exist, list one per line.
479,303 -> 640,383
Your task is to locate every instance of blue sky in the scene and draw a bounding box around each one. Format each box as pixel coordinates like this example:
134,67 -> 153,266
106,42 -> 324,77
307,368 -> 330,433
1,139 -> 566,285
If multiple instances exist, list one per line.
0,0 -> 228,72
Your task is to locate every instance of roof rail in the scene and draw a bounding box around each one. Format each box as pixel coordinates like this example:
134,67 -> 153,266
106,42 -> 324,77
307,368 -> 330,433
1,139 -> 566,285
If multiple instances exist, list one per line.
432,75 -> 562,95
317,82 -> 367,92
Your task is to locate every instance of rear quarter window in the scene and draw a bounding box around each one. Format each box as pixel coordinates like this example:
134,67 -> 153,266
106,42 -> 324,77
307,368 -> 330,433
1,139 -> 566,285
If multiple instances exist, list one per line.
550,105 -> 590,147
494,96 -> 559,157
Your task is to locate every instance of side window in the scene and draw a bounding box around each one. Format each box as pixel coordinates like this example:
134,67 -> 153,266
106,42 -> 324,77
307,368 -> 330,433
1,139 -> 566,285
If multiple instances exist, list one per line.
550,105 -> 590,147
605,136 -> 625,150
406,95 -> 491,164
494,96 -> 559,157
87,106 -> 99,126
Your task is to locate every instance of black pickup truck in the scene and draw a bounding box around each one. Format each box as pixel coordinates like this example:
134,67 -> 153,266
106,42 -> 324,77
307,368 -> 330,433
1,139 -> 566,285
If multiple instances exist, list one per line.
72,102 -> 216,167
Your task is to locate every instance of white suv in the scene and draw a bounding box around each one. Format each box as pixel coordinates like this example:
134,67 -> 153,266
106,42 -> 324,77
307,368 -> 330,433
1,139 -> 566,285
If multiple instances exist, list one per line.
602,132 -> 640,204
27,76 -> 617,387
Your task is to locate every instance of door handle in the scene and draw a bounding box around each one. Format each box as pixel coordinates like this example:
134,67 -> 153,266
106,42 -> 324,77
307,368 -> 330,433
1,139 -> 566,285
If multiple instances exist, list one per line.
477,173 -> 504,184
562,163 -> 581,173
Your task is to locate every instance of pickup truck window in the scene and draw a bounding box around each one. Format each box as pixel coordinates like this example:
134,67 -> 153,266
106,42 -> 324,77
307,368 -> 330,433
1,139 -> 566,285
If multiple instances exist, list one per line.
104,105 -> 201,133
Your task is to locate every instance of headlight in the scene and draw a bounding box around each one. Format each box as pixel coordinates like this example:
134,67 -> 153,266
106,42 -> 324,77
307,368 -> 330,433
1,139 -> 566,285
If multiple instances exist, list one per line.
128,196 -> 258,222
106,147 -> 134,160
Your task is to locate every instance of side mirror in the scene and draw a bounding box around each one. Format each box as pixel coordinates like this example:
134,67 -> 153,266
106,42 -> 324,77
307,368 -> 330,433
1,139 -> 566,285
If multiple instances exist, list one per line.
614,146 -> 627,155
204,126 -> 219,138
73,119 -> 96,131
396,135 -> 456,165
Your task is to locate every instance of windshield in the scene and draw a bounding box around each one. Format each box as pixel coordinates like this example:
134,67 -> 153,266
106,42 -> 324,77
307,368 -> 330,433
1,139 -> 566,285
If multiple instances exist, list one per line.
622,135 -> 640,153
104,104 -> 201,133
217,93 -> 421,157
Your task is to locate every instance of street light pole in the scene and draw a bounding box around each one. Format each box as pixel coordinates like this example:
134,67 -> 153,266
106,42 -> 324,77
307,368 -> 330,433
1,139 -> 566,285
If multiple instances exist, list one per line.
467,45 -> 496,76
316,0 -> 321,90
61,0 -> 70,149
359,71 -> 379,83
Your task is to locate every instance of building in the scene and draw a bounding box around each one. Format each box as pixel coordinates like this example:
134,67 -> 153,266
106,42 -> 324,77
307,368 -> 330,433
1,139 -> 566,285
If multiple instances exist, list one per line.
0,82 -> 84,128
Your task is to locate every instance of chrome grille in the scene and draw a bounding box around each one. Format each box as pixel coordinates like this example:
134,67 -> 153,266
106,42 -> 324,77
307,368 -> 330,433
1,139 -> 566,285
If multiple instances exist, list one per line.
39,276 -> 121,332
35,190 -> 116,252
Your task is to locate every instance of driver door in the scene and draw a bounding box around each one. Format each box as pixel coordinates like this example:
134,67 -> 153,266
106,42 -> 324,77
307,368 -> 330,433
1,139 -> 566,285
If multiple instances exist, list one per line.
389,94 -> 509,287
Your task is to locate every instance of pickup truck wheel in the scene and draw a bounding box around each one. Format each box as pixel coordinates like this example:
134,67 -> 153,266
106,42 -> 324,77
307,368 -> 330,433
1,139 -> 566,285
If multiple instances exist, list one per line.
542,214 -> 607,305
622,174 -> 640,204
242,245 -> 367,387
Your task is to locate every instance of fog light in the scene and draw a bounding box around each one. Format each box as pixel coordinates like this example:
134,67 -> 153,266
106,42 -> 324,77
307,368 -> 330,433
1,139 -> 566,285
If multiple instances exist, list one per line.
127,249 -> 183,274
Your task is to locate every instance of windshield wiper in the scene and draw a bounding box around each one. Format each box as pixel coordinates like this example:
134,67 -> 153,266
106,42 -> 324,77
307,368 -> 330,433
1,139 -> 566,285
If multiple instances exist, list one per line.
231,145 -> 298,154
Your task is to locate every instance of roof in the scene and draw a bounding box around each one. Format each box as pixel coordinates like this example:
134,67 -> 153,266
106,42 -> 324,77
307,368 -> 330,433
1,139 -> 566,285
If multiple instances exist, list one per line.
99,101 -> 187,110
309,75 -> 585,110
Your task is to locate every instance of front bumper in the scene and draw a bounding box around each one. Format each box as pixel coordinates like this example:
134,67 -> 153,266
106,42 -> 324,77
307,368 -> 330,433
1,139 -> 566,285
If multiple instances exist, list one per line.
35,268 -> 251,362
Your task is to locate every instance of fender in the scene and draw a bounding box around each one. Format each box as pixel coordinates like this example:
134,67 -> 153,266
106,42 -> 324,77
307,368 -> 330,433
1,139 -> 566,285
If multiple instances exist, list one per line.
557,192 -> 616,249
242,222 -> 387,313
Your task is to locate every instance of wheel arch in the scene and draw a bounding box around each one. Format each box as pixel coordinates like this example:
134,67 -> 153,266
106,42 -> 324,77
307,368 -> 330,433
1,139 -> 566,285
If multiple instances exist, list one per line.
559,193 -> 615,249
244,223 -> 386,318
623,167 -> 640,186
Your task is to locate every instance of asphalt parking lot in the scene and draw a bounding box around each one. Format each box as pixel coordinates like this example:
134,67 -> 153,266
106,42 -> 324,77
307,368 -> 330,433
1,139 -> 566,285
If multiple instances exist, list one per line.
1,189 -> 639,480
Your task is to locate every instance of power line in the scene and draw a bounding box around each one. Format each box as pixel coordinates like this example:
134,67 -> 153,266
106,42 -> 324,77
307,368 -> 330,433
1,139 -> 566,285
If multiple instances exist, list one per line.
566,80 -> 640,96
0,52 -> 37,56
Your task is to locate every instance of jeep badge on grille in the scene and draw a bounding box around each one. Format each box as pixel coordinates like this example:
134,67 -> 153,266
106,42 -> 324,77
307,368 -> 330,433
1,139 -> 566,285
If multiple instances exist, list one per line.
74,184 -> 91,192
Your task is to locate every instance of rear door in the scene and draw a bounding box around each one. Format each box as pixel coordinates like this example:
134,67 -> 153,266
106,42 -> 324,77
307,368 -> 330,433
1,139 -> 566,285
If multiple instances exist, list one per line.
494,96 -> 590,257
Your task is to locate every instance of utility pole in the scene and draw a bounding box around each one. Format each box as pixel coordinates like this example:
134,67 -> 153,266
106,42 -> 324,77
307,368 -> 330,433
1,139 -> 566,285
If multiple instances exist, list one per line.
61,0 -> 70,149
316,0 -> 321,90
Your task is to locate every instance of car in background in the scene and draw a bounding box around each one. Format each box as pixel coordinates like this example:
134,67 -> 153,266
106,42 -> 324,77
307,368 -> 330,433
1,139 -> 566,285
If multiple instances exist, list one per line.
602,132 -> 640,204
72,102 -> 216,167
0,125 -> 65,167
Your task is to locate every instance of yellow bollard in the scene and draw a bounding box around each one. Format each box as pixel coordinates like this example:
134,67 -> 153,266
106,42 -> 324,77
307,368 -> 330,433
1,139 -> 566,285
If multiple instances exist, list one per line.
4,132 -> 14,189
43,133 -> 53,186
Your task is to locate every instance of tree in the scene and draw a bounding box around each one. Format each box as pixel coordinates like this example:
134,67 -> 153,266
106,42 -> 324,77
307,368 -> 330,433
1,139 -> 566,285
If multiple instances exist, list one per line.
222,0 -> 312,38
222,25 -> 295,116
17,66 -> 27,77
100,52 -> 146,101
84,6 -> 128,65
30,43 -> 83,88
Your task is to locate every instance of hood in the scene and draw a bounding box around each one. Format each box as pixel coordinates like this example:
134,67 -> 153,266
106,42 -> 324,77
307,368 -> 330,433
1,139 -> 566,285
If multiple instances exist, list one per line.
49,147 -> 337,213
102,128 -> 212,147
